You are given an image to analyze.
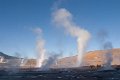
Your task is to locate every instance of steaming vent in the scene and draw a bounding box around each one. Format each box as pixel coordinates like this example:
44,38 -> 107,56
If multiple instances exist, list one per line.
53,8 -> 91,67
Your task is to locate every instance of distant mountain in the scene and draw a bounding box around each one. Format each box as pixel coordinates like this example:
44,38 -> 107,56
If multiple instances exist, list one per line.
83,48 -> 120,66
1,48 -> 120,68
21,48 -> 120,68
0,52 -> 18,59
53,48 -> 120,68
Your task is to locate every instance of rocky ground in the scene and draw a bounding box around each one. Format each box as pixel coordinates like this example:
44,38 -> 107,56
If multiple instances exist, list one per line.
0,67 -> 120,80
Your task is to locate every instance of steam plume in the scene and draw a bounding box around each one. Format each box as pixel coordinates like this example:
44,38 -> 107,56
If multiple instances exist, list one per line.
41,53 -> 61,70
33,27 -> 46,68
53,8 -> 90,66
103,42 -> 113,68
36,38 -> 46,68
98,30 -> 113,69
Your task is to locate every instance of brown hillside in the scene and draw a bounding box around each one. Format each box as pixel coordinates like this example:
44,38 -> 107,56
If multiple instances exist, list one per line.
53,48 -> 120,68
22,48 -> 120,68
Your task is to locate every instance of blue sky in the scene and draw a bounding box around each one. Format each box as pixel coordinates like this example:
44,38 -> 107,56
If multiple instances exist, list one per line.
0,0 -> 120,58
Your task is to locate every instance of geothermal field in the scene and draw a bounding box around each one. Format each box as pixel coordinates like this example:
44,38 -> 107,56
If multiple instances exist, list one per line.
0,48 -> 120,80
0,0 -> 120,80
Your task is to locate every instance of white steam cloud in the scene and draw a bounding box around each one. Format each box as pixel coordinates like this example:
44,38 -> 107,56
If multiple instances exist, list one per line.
33,27 -> 46,68
36,38 -> 46,68
98,30 -> 113,69
53,8 -> 91,66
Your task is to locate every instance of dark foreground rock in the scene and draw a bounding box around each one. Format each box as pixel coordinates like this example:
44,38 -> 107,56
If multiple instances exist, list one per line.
0,68 -> 120,80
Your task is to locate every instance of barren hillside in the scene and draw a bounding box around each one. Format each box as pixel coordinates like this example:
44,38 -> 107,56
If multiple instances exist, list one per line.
53,48 -> 120,68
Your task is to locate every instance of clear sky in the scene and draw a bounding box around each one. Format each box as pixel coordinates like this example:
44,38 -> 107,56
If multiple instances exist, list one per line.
0,0 -> 120,58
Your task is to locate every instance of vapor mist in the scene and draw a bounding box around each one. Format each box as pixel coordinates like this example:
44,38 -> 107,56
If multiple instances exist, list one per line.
103,42 -> 113,68
41,53 -> 61,70
53,8 -> 91,67
33,28 -> 46,68
36,38 -> 46,67
98,30 -> 113,69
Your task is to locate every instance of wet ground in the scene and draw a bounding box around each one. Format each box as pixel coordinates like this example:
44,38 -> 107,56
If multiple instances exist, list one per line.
0,67 -> 120,80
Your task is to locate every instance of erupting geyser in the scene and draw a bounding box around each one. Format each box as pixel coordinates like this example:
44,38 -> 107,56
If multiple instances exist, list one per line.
98,31 -> 113,69
36,38 -> 46,68
103,42 -> 113,69
53,8 -> 91,67
33,28 -> 46,68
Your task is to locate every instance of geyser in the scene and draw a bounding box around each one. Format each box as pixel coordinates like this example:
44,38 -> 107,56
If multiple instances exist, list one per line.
98,30 -> 113,69
103,42 -> 113,69
53,8 -> 90,66
33,28 -> 46,68
36,39 -> 46,67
